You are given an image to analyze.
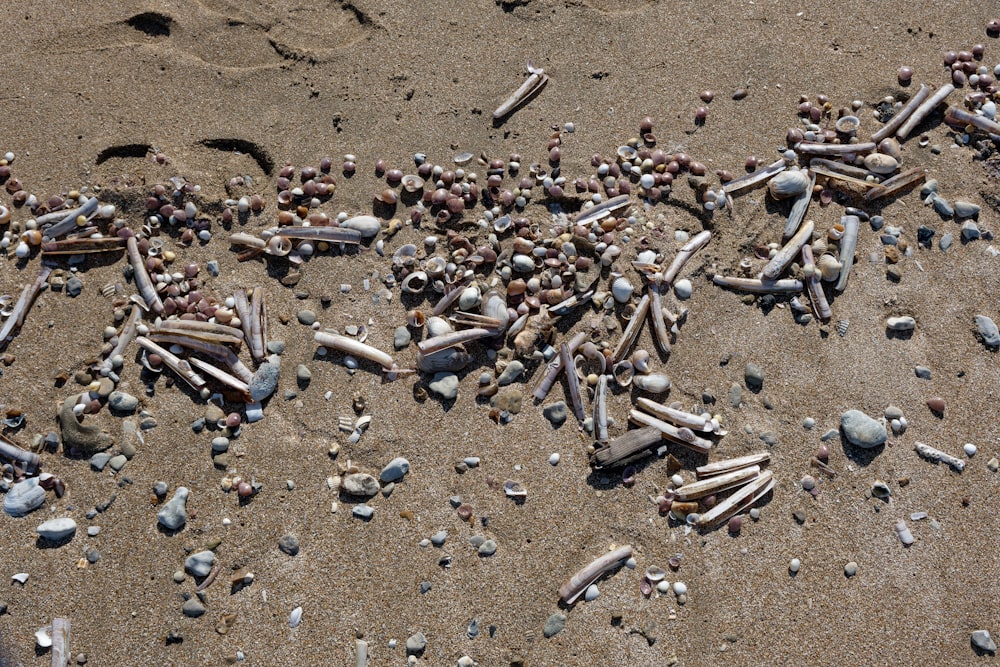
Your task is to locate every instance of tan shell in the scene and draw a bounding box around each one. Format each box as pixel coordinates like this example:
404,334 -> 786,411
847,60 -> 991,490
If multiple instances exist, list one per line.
816,253 -> 843,282
864,153 -> 900,175
767,169 -> 811,199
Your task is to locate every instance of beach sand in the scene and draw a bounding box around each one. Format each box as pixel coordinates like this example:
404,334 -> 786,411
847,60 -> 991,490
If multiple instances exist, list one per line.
0,1 -> 998,665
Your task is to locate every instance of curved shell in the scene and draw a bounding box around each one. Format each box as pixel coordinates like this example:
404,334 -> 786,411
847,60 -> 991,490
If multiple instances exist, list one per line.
835,115 -> 860,134
630,349 -> 651,373
612,360 -> 634,387
503,480 -> 527,498
633,373 -> 671,393
611,276 -> 634,303
816,253 -> 843,282
767,169 -> 811,199
425,316 -> 453,338
406,309 -> 425,328
416,347 -> 470,372
424,256 -> 447,278
863,153 -> 900,175
401,270 -> 429,294
401,175 -> 425,193
827,223 -> 845,241
265,235 -> 292,256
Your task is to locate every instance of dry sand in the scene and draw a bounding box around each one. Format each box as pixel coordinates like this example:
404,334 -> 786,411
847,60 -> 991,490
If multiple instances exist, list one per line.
1,1 -> 999,665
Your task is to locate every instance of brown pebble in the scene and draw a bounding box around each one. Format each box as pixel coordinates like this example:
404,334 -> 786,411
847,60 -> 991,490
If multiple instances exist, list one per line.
926,397 -> 945,414
728,515 -> 743,533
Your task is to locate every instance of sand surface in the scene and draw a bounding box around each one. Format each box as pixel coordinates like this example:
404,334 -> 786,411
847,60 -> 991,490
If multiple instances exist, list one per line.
0,1 -> 999,665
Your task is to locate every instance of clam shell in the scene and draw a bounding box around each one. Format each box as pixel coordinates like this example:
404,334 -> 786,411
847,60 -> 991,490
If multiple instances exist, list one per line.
630,349 -> 651,373
612,360 -> 634,387
401,175 -> 425,193
835,115 -> 860,134
340,215 -> 381,239
4,478 -> 45,517
767,169 -> 811,199
611,276 -> 634,303
503,480 -> 527,498
645,565 -> 667,582
401,271 -> 428,294
864,153 -> 899,175
425,316 -> 453,338
816,254 -> 843,282
424,256 -> 447,278
633,373 -> 671,393
265,235 -> 291,256
416,347 -> 470,372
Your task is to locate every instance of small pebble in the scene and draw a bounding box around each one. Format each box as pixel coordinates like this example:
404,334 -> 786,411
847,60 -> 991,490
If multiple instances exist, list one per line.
185,550 -> 215,577
840,410 -> 887,449
926,396 -> 945,414
296,364 -> 312,383
278,534 -> 300,556
789,558 -> 801,574
844,561 -> 858,577
972,630 -> 997,653
478,539 -> 497,556
182,599 -> 206,617
297,310 -> 317,326
673,279 -> 692,299
406,632 -> 427,653
428,372 -> 459,400
543,613 -> 566,638
430,531 -> 447,547
542,401 -> 567,427
380,457 -> 411,483
108,391 -> 138,414
975,315 -> 1000,348
672,581 -> 687,595
352,505 -> 374,520
802,417 -> 815,429
65,277 -> 83,297
548,453 -> 560,465
964,443 -> 977,457
743,362 -> 764,391
393,326 -> 411,350
914,365 -> 931,379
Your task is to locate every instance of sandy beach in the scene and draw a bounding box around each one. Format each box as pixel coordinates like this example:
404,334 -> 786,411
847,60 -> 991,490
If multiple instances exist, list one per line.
0,1 -> 999,665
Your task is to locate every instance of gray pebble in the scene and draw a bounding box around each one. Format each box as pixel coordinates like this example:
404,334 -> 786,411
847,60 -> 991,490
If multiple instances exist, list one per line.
206,260 -> 220,276
139,416 -> 157,430
380,457 -> 410,483
108,455 -> 127,472
728,382 -> 742,407
190,418 -> 206,433
90,453 -> 111,471
211,437 -> 229,453
939,233 -> 953,251
108,391 -> 138,414
759,432 -> 778,446
972,630 -> 997,653
961,220 -> 981,241
419,581 -> 432,594
185,550 -> 215,577
296,364 -> 311,383
869,215 -> 884,231
914,365 -> 931,380
542,401 -> 567,427
449,496 -> 462,508
393,326 -> 411,350
406,632 -> 427,654
120,439 -> 137,459
279,534 -> 300,556
182,599 -> 206,618
497,360 -> 525,386
820,428 -> 839,441
36,517 -> 77,543
266,340 -> 286,355
802,417 -> 815,429
844,561 -> 858,577
297,310 -> 317,325
153,481 -> 168,497
157,487 -> 189,531
86,548 -> 100,563
932,195 -> 954,218
975,315 -> 1000,348
172,570 -> 186,583
428,372 -> 459,400
744,362 -> 764,390
954,200 -> 981,219
430,530 -> 447,547
478,539 -> 497,556
342,473 -> 379,497
543,613 -> 566,638
840,410 -> 887,449
340,215 -> 381,239
65,277 -> 83,297
380,482 -> 394,497
920,179 -> 939,197
463,456 -> 480,468
469,535 -> 485,548
352,504 -> 374,520
884,405 -> 904,420
87,526 -> 100,537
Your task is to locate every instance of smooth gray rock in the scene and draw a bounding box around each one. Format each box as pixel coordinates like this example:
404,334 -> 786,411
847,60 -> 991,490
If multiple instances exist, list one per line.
185,550 -> 215,577
36,517 -> 77,542
108,391 -> 138,414
961,220 -> 981,241
405,632 -> 427,653
182,599 -> 206,618
954,200 -> 981,219
939,233 -> 953,251
249,355 -> 280,402
352,504 -> 373,520
157,487 -> 189,530
428,372 -> 459,400
744,362 -> 764,390
728,382 -> 742,407
975,315 -> 1000,348
841,410 -> 887,449
430,530 -> 447,547
108,454 -> 127,472
972,630 -> 997,653
542,401 -> 567,427
379,457 -> 410,483
914,365 -> 931,380
543,613 -> 566,638
393,326 -> 411,350
497,360 -> 525,386
296,364 -> 312,383
478,539 -> 497,556
342,473 -> 379,497
297,310 -> 316,326
90,453 -> 111,471
3,478 -> 45,517
279,534 -> 300,556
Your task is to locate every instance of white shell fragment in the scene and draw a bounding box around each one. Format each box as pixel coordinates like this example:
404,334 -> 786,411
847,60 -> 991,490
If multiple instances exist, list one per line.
35,627 -> 52,649
894,519 -> 915,546
289,606 -> 303,628
767,169 -> 811,199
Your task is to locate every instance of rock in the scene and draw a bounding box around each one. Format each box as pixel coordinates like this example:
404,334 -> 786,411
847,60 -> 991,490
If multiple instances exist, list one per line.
954,200 -> 981,219
182,599 -> 206,618
972,630 -> 997,653
916,226 -> 935,247
153,481 -> 168,497
36,517 -> 77,542
673,278 -> 692,299
342,473 -> 379,497
495,388 -> 523,414
340,215 -> 381,239
405,632 -> 427,654
211,437 -> 229,453
728,382 -> 742,407
939,233 -> 953,251
497,360 -> 524,386
58,395 -> 112,455
542,401 -> 567,427
430,530 -> 447,547
840,410 -> 887,449
428,372 -> 459,400
108,455 -> 127,472
65,276 -> 83,297
393,326 -> 411,350
932,195 -> 954,218
844,561 -> 858,577
297,310 -> 316,326
975,315 -> 1000,348
249,355 -> 280,402
961,220 -> 981,242
4,478 -> 45,517
295,364 -> 312,384
543,613 -> 566,638
914,365 -> 931,379
886,316 -> 915,332
90,453 -> 111,471
478,539 -> 497,556
157,487 -> 189,531
108,391 -> 138,414
278,534 -> 300,556
205,404 -> 225,424
352,504 -> 374,520
185,550 -> 215,577
744,362 -> 764,390
379,457 -> 410,484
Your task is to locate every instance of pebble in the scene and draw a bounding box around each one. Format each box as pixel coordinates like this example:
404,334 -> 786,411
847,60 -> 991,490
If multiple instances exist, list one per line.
972,630 -> 997,653
478,539 -> 497,556
297,310 -> 316,325
430,531 -> 447,547
182,599 -> 206,618
342,473 -> 380,497
927,396 -> 946,414
393,326 -> 411,350
497,360 -> 525,386
542,401 -> 567,427
975,315 -> 1000,348
789,558 -> 801,574
802,417 -> 815,429
157,487 -> 189,531
463,457 -> 481,468
249,355 -> 280,402
932,195 -> 954,217
279,534 -> 300,556
728,382 -> 742,407
840,410 -> 887,449
886,316 -> 915,332
153,481 -> 168,497
185,550 -> 215,577
954,200 -> 981,219
744,362 -> 764,390
964,443 -> 977,457
548,453 -> 560,465
584,584 -> 600,601
87,526 -> 100,537
429,372 -> 459,400
36,517 -> 77,543
4,478 -> 45,517
674,278 -> 692,299
65,276 -> 83,297
939,233 -> 953,251
673,581 -> 687,595
543,613 -> 566,638
90,453 -> 111,471
961,220 -> 981,241
914,365 -> 931,379
405,632 -> 427,653
844,561 -> 858,577
352,504 -> 374,520
989,458 -> 999,472
266,340 -> 286,355
109,454 -> 127,472
296,364 -> 312,383
380,457 -> 411,483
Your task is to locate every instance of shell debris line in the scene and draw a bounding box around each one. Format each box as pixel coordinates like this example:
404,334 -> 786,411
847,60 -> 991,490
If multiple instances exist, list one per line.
0,21 -> 999,667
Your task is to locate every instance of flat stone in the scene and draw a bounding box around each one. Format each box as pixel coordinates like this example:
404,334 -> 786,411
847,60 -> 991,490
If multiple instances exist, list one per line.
340,215 -> 381,239
744,363 -> 764,390
278,534 -> 300,556
352,504 -> 374,520
430,530 -> 447,547
932,196 -> 954,218
728,382 -> 742,407
108,391 -> 138,414
157,487 -> 189,531
36,517 -> 77,543
759,431 -> 778,446
428,372 -> 459,400
976,315 -> 1000,348
182,599 -> 206,618
914,365 -> 931,379
543,613 -> 566,638
65,277 -> 83,297
972,630 -> 996,653
393,326 -> 411,350
939,233 -> 953,251
954,200 -> 981,219
108,455 -> 127,472
185,550 -> 215,577
840,410 -> 887,449
4,478 -> 45,517
495,388 -> 523,414
90,453 -> 111,471
297,310 -> 317,325
342,473 -> 379,497
379,457 -> 410,483
211,437 -> 229,453
405,632 -> 427,654
478,539 -> 497,556
542,401 -> 567,427
497,360 -> 524,386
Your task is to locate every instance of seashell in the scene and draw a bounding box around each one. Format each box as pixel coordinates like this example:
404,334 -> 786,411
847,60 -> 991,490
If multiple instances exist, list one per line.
424,256 -> 447,278
767,169 -> 811,199
636,249 -> 658,265
836,319 -> 850,337
816,253 -> 842,281
827,223 -> 845,241
265,235 -> 291,256
835,115 -> 860,134
416,347 -> 470,372
633,373 -> 671,393
339,215 -> 381,239
863,153 -> 900,175
36,517 -> 77,542
611,276 -> 634,303
4,478 -> 45,517
458,286 -> 481,311
425,316 -> 453,338
406,309 -> 425,328
617,145 -> 638,161
493,215 -> 512,233
0,294 -> 13,318
503,480 -> 527,498
401,175 -> 425,193
645,565 -> 667,582
877,137 -> 902,161
35,627 -> 52,649
631,349 -> 651,373
612,360 -> 634,387
871,480 -> 891,499
401,271 -> 429,294
289,606 -> 303,628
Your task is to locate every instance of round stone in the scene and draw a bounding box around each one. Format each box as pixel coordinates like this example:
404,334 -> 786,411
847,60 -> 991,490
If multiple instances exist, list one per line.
297,310 -> 317,326
672,581 -> 687,595
279,534 -> 300,556
844,561 -> 858,577
673,278 -> 692,299
964,443 -> 978,457
182,599 -> 206,618
108,391 -> 138,414
296,364 -> 312,382
543,613 -> 566,638
379,457 -> 411,483
36,517 -> 77,542
840,410 -> 888,448
789,558 -> 801,573
405,632 -> 427,653
185,550 -> 216,577
478,539 -> 497,556
548,453 -> 560,465
428,373 -> 459,400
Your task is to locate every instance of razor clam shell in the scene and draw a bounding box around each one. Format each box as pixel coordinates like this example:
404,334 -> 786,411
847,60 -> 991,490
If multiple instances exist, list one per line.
695,470 -> 774,529
696,452 -> 771,477
712,276 -> 804,294
833,215 -> 860,292
314,332 -> 395,370
674,466 -> 761,500
558,545 -> 633,604
416,347 -> 470,372
591,426 -> 667,468
763,220 -> 814,280
611,293 -> 650,363
627,410 -> 711,454
871,84 -> 931,142
896,83 -> 954,141
634,397 -> 717,433
574,194 -> 630,227
417,328 -> 492,355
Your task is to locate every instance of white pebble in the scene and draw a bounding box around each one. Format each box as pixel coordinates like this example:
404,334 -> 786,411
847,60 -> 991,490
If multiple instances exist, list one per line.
625,557 -> 637,569
548,453 -> 560,465
14,241 -> 29,258
672,581 -> 687,595
964,443 -> 977,457
656,580 -> 671,593
674,278 -> 692,299
670,473 -> 684,487
584,584 -> 600,601
289,606 -> 303,628
789,558 -> 801,573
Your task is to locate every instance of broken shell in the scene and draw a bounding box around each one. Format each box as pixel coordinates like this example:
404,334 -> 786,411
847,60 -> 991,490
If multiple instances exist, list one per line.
401,271 -> 429,294
633,373 -> 671,393
612,360 -> 634,387
871,480 -> 891,498
424,256 -> 447,278
816,253 -> 843,281
768,169 -> 811,199
827,223 -> 845,240
645,565 -> 666,582
406,309 -> 425,328
835,115 -> 860,134
503,480 -> 527,498
401,174 -> 425,193
265,235 -> 292,257
863,153 -> 900,175
630,349 -> 651,373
